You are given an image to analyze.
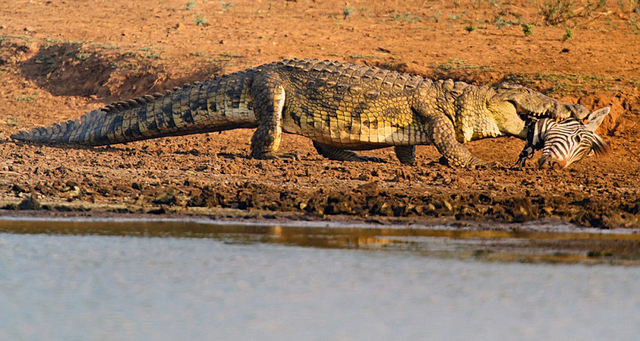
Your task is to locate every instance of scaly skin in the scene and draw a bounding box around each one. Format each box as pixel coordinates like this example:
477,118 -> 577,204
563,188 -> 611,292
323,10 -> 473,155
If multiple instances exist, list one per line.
11,58 -> 588,168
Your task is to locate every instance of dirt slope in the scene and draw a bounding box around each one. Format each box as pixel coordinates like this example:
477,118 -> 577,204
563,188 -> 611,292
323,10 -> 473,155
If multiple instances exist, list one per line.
1,0 -> 640,228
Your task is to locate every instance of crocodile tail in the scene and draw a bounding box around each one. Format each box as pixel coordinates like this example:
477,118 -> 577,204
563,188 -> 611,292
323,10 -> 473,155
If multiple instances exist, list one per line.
11,71 -> 258,146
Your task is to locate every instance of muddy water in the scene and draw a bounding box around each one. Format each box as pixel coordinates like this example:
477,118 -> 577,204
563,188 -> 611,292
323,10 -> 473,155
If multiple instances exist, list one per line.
1,219 -> 639,340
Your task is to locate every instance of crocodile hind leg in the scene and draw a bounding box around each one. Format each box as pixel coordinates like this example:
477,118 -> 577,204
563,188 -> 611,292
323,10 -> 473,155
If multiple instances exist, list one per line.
394,146 -> 416,165
313,142 -> 386,163
249,78 -> 297,160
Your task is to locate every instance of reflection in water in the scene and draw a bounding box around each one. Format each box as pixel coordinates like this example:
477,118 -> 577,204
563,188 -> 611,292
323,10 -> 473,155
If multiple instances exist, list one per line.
0,218 -> 639,264
1,219 -> 640,340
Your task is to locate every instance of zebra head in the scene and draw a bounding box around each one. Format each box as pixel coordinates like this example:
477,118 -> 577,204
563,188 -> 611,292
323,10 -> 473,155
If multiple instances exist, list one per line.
517,107 -> 610,169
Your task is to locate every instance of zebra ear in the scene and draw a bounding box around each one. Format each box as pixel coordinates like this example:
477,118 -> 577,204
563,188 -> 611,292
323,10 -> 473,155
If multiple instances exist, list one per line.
584,107 -> 610,132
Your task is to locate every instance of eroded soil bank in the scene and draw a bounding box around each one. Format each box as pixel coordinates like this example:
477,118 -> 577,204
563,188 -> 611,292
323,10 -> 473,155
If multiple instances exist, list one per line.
1,0 -> 640,229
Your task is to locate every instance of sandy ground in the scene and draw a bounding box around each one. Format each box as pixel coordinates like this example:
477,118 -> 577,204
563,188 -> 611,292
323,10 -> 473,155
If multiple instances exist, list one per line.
1,0 -> 640,229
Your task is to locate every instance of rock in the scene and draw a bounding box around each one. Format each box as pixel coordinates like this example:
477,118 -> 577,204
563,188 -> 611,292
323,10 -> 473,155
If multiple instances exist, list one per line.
18,196 -> 40,210
153,191 -> 177,205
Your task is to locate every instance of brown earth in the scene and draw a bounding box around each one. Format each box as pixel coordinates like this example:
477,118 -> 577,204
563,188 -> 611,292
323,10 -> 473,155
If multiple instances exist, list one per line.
1,0 -> 640,229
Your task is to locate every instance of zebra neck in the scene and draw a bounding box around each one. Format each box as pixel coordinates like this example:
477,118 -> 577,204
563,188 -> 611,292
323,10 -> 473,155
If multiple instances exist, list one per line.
527,119 -> 555,149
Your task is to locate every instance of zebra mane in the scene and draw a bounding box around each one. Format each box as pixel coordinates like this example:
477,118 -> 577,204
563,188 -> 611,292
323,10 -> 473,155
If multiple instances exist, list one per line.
590,133 -> 609,156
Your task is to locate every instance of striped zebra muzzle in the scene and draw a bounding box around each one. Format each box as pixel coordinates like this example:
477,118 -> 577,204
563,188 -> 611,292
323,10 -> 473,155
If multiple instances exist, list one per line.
517,107 -> 610,170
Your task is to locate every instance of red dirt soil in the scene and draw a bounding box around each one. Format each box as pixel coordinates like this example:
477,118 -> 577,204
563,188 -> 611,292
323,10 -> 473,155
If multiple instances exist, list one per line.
1,0 -> 640,229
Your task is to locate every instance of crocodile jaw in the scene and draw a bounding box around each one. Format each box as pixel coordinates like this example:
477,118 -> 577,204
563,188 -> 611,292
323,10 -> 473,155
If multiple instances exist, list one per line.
487,100 -> 527,139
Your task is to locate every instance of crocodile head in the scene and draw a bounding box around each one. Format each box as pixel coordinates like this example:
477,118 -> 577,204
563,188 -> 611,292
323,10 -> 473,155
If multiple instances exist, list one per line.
493,83 -> 590,119
487,83 -> 591,139
537,107 -> 610,169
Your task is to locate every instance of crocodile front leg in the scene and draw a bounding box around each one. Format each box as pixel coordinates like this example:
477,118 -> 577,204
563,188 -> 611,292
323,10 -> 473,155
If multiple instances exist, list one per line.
427,114 -> 482,168
313,142 -> 386,163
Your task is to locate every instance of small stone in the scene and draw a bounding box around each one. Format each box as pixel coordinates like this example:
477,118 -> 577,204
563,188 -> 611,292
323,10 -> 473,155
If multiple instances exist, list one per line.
11,184 -> 27,194
2,203 -> 18,210
18,196 -> 40,210
65,186 -> 81,199
442,200 -> 453,211
153,191 -> 176,205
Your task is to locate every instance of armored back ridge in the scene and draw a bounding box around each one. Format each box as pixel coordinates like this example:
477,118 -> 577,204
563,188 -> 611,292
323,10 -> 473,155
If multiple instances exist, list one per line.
11,58 -> 609,169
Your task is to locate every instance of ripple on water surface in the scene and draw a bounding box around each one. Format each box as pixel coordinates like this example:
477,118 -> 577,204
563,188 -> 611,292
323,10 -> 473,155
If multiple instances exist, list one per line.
0,218 -> 639,340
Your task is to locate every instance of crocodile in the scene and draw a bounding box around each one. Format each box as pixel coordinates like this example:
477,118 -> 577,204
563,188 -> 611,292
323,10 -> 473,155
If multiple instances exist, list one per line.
11,58 -> 600,168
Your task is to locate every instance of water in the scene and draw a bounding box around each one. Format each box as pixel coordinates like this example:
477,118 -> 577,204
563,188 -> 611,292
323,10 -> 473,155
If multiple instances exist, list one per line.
0,218 -> 639,340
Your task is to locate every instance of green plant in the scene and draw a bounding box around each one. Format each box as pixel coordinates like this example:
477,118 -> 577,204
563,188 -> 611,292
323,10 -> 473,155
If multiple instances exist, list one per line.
219,1 -> 232,12
504,72 -> 609,95
4,116 -> 20,126
343,6 -> 355,19
394,12 -> 422,23
522,23 -> 534,35
193,16 -> 208,26
349,54 -> 381,59
186,0 -> 196,10
139,51 -> 161,59
630,17 -> 640,33
0,35 -> 31,42
538,0 -> 574,25
432,58 -> 494,73
15,94 -> 38,102
465,25 -> 477,32
219,51 -> 244,58
93,43 -> 119,50
358,7 -> 371,18
75,53 -> 91,61
538,0 -> 606,26
562,28 -> 574,40
493,15 -> 520,28
494,16 -> 510,28
433,10 -> 442,23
